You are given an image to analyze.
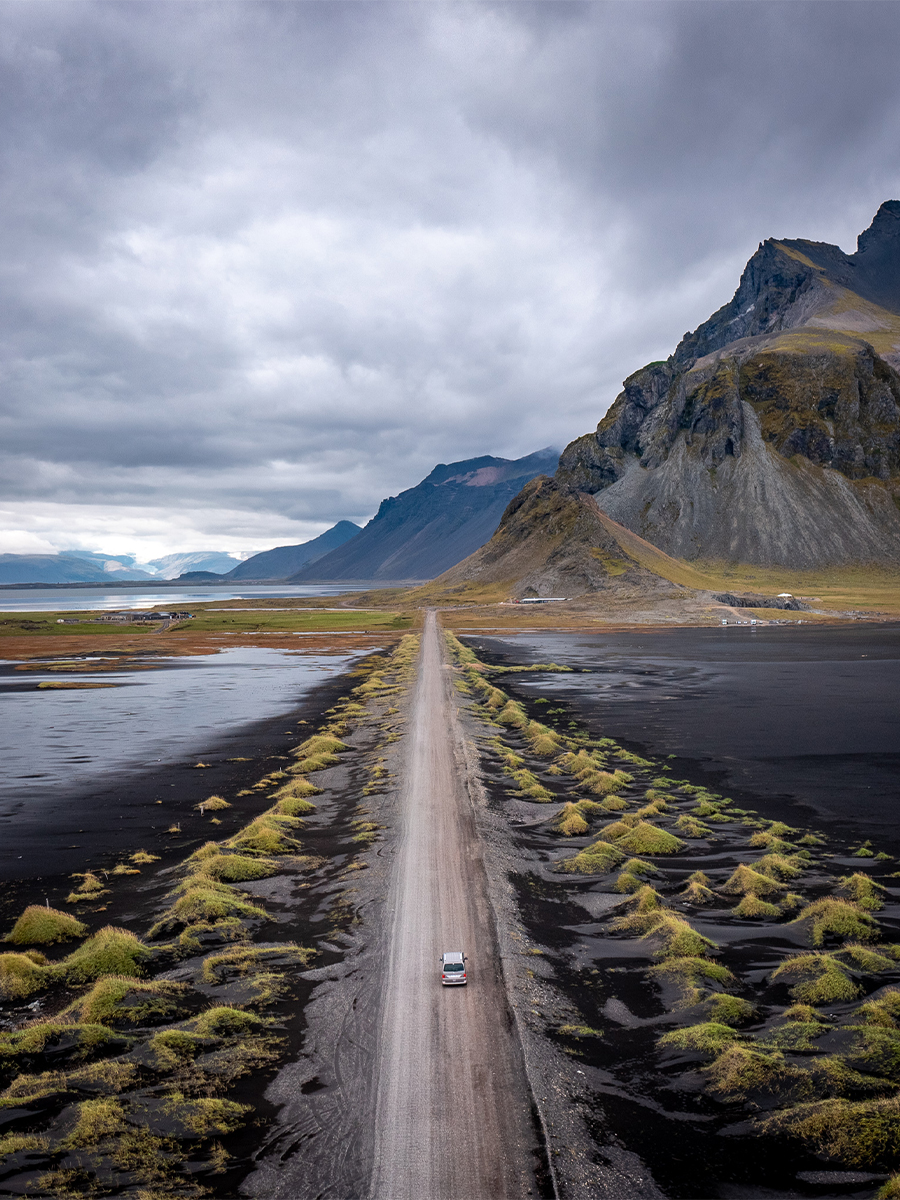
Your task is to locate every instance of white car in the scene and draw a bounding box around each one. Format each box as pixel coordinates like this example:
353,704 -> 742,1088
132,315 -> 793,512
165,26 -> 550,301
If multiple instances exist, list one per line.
440,950 -> 467,986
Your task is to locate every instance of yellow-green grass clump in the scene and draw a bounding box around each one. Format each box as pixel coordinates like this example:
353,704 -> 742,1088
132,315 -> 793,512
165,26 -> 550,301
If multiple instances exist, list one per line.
680,871 -> 715,905
705,994 -> 755,1026
553,803 -> 589,837
640,912 -> 717,960
733,894 -> 782,919
692,800 -> 732,822
722,863 -> 786,898
151,883 -> 268,936
508,769 -> 553,802
878,1177 -> 900,1199
226,813 -> 302,855
860,989 -> 900,1028
749,826 -> 798,854
610,884 -> 664,933
64,977 -> 189,1026
0,1020 -> 119,1061
163,1092 -> 251,1137
609,820 -> 684,856
66,871 -> 109,903
599,795 -> 628,812
759,1095 -> 900,1167
773,953 -> 861,1004
658,1022 -> 741,1057
196,795 -> 230,811
193,1005 -> 262,1038
0,951 -> 50,1000
525,721 -> 562,757
495,700 -> 528,729
675,814 -> 712,838
839,873 -> 887,912
585,769 -> 634,798
755,853 -> 805,880
195,851 -> 279,884
763,1011 -> 831,1051
5,905 -> 87,945
706,1043 -> 808,1103
57,927 -> 151,985
557,839 -> 625,875
648,956 -> 734,1006
130,850 -> 160,864
792,897 -> 877,946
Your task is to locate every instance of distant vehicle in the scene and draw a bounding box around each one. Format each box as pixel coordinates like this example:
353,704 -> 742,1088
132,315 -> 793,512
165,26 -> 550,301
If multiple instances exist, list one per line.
440,950 -> 467,986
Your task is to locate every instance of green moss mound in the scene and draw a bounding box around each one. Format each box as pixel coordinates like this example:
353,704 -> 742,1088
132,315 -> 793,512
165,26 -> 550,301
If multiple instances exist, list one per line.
0,951 -> 50,999
557,840 -> 625,874
707,1043 -> 808,1103
553,803 -> 590,837
773,953 -> 861,1004
680,871 -> 715,904
839,873 -> 887,912
5,906 -> 88,946
723,863 -> 786,897
733,894 -> 782,919
56,927 -> 151,986
659,1022 -> 740,1057
760,1095 -> 900,1166
193,1006 -> 262,1038
196,853 -> 278,883
612,821 -> 684,856
64,977 -> 188,1026
157,885 -> 268,933
705,994 -> 755,1026
792,898 -> 877,946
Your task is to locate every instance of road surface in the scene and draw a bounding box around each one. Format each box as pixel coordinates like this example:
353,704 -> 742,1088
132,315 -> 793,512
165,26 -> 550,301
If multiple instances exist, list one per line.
370,610 -> 541,1200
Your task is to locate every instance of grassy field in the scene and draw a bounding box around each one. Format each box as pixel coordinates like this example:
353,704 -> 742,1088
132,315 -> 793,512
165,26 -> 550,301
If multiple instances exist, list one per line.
0,608 -> 413,638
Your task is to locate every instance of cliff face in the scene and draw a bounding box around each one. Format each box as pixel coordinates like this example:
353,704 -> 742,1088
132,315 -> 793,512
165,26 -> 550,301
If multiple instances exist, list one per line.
557,202 -> 900,567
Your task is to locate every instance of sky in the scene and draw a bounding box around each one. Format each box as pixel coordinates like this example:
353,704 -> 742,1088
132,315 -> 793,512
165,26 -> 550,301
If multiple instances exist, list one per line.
3,0 -> 900,560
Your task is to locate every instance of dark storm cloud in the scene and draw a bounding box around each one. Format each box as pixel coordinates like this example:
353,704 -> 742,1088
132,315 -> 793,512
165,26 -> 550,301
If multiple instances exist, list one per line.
1,0 -> 899,555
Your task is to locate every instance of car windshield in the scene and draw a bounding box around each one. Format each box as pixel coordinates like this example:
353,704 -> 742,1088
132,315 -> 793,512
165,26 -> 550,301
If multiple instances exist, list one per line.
444,963 -> 464,971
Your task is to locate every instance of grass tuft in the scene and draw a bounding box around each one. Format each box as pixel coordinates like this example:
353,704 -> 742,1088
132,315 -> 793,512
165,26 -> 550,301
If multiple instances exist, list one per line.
791,897 -> 877,946
659,1022 -> 740,1057
5,906 -> 87,945
56,927 -> 151,984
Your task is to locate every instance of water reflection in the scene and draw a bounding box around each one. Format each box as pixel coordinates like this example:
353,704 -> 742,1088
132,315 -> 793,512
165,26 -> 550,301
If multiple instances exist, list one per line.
0,646 -> 354,809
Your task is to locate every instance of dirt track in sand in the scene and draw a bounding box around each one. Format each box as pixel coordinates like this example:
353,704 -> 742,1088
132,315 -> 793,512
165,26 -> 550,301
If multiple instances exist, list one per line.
369,610 -> 541,1200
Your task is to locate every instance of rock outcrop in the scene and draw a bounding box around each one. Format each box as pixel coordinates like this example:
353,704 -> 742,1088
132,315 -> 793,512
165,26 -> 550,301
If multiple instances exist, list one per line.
557,202 -> 900,567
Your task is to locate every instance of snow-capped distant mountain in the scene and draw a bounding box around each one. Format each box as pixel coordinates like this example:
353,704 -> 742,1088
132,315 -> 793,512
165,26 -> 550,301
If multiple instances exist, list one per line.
147,552 -> 244,579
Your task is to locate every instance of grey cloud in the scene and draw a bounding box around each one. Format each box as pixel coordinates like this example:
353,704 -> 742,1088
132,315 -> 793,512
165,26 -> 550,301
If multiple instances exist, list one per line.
1,1 -> 900,554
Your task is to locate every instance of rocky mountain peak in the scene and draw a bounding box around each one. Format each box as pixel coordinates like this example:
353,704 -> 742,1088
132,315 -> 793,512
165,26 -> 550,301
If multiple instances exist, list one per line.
856,199 -> 900,256
554,202 -> 900,568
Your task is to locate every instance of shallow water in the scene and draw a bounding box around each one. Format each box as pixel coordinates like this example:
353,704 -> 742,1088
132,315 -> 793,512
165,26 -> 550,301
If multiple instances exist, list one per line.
469,623 -> 900,845
0,582 -> 402,612
0,646 -> 355,819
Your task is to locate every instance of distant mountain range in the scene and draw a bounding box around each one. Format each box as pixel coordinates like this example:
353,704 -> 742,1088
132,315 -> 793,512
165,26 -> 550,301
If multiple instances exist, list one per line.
289,450 -> 560,582
218,522 -> 361,581
150,551 -> 243,579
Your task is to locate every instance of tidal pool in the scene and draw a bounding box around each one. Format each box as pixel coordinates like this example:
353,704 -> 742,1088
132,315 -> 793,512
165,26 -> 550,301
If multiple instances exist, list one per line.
467,623 -> 900,846
0,645 -> 365,877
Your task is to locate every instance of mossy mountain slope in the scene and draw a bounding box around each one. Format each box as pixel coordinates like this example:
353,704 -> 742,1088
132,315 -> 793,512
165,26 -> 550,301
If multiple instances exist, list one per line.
434,476 -> 683,601
557,202 -> 900,567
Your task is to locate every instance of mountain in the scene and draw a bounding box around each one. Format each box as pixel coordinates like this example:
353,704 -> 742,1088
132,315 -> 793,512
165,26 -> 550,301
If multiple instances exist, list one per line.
555,201 -> 900,568
223,522 -> 362,581
290,450 -> 560,581
150,551 -> 243,579
0,553 -> 151,584
64,551 -> 155,579
433,475 -> 683,602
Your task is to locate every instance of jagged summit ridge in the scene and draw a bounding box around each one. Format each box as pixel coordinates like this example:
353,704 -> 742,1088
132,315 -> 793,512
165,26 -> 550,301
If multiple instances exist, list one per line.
555,203 -> 900,568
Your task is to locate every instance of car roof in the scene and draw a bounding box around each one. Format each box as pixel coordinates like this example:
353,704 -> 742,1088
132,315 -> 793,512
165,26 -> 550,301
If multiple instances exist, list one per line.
442,951 -> 464,962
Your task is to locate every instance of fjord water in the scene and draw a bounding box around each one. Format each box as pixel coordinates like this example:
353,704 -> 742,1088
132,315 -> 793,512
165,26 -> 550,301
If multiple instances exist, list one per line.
470,624 -> 900,846
0,582 -> 386,611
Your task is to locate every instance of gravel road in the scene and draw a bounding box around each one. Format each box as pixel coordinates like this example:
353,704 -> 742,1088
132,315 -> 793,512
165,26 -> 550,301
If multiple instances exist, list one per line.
369,611 -> 542,1200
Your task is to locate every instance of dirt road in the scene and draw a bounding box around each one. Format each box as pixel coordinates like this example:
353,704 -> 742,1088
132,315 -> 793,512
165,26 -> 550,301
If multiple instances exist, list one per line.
369,610 -> 542,1200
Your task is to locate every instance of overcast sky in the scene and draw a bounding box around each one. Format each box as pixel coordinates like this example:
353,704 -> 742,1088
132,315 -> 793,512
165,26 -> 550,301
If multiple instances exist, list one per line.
2,0 -> 900,558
